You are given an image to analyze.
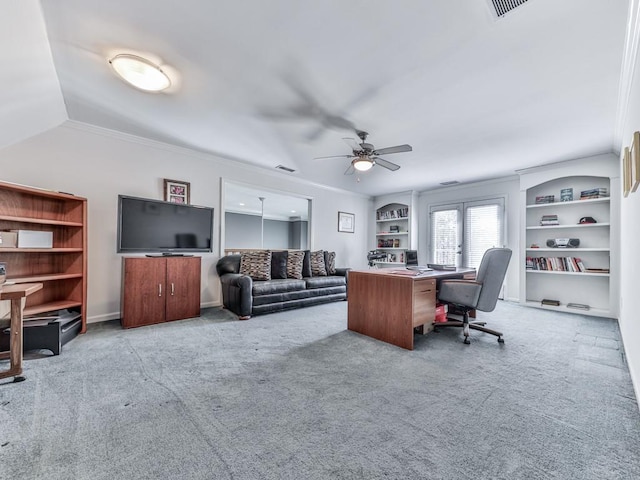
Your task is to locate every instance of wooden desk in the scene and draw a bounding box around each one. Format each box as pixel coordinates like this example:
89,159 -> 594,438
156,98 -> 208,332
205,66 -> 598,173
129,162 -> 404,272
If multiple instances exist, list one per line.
0,283 -> 43,382
347,268 -> 475,350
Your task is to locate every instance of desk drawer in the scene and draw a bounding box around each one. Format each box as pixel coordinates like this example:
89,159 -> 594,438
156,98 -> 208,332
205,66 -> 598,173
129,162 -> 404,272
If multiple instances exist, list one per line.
413,279 -> 436,327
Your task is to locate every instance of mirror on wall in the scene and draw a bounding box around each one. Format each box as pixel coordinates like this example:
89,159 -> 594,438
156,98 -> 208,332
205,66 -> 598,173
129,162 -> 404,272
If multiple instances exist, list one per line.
222,180 -> 311,253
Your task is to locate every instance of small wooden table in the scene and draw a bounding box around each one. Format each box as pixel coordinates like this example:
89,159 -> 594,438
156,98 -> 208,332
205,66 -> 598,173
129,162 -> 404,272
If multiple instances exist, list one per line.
347,268 -> 475,350
0,283 -> 43,382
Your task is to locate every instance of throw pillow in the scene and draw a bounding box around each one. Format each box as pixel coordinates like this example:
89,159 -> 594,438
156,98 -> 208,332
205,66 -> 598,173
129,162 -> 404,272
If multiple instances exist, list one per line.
302,250 -> 312,278
271,250 -> 288,279
310,250 -> 327,276
286,250 -> 305,279
324,251 -> 336,275
239,250 -> 272,281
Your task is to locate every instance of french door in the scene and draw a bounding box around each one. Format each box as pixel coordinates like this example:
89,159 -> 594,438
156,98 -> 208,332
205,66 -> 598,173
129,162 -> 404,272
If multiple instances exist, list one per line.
429,198 -> 505,269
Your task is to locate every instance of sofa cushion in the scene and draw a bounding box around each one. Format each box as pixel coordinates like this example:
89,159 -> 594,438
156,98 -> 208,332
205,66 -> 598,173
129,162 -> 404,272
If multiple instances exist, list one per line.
252,278 -> 306,296
302,250 -> 312,278
310,250 -> 327,276
286,250 -> 305,279
271,250 -> 288,279
305,275 -> 347,289
240,250 -> 272,281
324,251 -> 336,275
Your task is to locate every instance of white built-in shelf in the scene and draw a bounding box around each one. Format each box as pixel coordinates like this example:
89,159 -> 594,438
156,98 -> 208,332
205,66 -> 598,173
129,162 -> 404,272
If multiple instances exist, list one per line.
526,270 -> 609,277
376,247 -> 405,251
526,223 -> 610,230
376,217 -> 409,223
526,197 -> 610,209
376,232 -> 409,236
523,301 -> 610,318
525,248 -> 609,252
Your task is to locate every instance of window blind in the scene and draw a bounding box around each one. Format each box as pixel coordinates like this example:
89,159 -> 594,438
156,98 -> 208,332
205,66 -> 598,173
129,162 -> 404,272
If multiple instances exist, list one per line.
464,203 -> 503,269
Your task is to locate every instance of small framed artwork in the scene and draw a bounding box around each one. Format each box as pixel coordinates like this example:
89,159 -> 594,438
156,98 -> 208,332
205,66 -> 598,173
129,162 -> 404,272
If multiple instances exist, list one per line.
632,131 -> 640,193
338,211 -> 355,233
164,179 -> 190,204
623,147 -> 632,198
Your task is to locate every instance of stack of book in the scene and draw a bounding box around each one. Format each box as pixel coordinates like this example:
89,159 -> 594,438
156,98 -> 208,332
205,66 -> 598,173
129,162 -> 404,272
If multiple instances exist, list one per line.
540,214 -> 559,226
580,187 -> 608,199
535,195 -> 555,204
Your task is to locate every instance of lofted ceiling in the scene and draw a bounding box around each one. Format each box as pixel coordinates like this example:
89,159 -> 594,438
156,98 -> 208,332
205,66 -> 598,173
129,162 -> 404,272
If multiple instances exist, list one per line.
3,0 -> 630,196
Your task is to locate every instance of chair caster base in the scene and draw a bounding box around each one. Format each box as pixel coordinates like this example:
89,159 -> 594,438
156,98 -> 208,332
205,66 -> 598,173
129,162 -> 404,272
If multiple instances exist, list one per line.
13,376 -> 26,383
463,337 -> 471,345
498,337 -> 504,343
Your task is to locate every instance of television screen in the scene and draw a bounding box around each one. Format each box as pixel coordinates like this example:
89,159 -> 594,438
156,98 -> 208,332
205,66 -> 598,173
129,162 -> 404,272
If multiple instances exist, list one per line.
117,195 -> 214,253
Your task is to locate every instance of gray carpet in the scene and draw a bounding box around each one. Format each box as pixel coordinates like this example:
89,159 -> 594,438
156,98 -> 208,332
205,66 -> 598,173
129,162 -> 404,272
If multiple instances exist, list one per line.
1,301 -> 639,480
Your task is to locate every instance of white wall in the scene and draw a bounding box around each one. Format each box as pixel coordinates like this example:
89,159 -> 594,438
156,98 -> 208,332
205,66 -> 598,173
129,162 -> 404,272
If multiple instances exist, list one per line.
617,2 -> 640,408
417,176 -> 521,302
0,122 -> 370,323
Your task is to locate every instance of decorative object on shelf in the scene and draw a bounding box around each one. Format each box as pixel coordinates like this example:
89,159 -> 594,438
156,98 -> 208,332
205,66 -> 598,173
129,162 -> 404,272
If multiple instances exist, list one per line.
578,216 -> 597,224
560,188 -> 573,201
530,243 -> 539,248
540,214 -> 558,226
163,178 -> 190,204
376,206 -> 408,220
546,238 -> 580,248
0,262 -> 6,292
535,195 -> 555,204
389,225 -> 400,233
338,211 -> 355,233
632,131 -> 640,193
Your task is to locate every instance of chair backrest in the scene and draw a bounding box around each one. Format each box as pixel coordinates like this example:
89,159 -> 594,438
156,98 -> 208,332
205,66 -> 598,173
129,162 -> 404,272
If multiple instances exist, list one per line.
405,250 -> 418,266
475,247 -> 512,312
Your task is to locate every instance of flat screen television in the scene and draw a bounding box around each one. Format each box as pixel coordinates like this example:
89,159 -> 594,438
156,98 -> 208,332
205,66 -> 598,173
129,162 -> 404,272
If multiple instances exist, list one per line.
117,195 -> 214,253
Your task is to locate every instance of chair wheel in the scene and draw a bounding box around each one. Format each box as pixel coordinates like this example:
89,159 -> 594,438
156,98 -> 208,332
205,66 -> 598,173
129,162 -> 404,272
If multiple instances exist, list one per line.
463,337 -> 471,345
498,337 -> 504,344
13,376 -> 26,383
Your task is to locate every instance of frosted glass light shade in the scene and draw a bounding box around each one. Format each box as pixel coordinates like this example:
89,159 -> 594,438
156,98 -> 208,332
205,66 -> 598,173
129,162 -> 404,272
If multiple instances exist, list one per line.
109,54 -> 171,92
353,158 -> 373,171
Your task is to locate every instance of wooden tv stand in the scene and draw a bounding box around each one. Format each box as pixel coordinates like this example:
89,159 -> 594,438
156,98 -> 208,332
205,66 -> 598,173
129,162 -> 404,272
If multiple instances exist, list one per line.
120,256 -> 201,328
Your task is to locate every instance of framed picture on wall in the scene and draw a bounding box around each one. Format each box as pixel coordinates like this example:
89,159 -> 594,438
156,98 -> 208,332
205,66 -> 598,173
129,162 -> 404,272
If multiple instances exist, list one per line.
338,211 -> 355,233
164,179 -> 190,204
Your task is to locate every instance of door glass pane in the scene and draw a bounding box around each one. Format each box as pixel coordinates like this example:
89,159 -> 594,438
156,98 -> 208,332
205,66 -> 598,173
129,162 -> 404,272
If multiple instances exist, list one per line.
464,203 -> 502,269
430,208 -> 460,265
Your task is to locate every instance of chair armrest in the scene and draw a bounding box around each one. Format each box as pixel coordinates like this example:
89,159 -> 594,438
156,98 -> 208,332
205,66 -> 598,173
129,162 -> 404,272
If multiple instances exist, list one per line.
438,280 -> 482,308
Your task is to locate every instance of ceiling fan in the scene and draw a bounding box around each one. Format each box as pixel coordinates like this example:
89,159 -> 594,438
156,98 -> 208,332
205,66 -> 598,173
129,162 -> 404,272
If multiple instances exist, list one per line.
314,130 -> 412,175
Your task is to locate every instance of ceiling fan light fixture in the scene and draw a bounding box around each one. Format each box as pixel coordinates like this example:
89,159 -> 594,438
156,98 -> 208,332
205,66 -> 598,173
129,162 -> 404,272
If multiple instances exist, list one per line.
353,157 -> 373,171
109,54 -> 171,92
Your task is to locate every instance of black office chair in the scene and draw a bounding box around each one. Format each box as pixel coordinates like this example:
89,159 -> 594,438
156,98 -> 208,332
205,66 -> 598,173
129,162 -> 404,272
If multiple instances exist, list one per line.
434,247 -> 512,344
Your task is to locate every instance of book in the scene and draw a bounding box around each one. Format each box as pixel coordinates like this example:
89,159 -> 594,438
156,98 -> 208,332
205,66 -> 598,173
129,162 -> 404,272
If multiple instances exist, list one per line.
535,195 -> 555,204
541,299 -> 560,306
560,188 -> 573,201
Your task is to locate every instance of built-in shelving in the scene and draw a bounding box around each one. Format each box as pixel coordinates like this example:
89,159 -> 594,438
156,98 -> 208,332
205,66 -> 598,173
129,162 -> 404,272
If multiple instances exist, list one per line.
519,171 -> 616,317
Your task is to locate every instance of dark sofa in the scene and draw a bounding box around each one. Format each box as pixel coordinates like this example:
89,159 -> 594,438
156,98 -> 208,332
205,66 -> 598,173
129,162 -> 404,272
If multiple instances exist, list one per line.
216,252 -> 349,319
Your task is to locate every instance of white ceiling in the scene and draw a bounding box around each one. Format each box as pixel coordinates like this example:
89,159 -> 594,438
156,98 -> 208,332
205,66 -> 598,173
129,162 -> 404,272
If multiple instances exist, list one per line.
3,0 -> 630,196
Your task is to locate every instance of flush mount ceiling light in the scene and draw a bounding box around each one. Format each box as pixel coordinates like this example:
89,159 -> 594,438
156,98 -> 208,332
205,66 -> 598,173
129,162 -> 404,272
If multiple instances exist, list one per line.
108,54 -> 171,92
353,156 -> 374,172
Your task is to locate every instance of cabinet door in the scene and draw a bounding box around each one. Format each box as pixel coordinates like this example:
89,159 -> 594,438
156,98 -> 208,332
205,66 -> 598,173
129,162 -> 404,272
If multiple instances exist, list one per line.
165,257 -> 201,322
121,258 -> 166,328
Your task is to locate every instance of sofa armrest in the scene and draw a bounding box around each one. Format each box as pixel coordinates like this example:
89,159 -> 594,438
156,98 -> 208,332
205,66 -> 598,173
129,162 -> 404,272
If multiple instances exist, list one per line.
335,267 -> 350,280
219,273 -> 253,319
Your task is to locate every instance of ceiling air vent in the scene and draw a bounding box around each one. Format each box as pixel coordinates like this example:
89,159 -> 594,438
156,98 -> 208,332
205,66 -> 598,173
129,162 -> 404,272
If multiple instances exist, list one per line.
440,180 -> 460,186
488,0 -> 528,18
275,164 -> 296,173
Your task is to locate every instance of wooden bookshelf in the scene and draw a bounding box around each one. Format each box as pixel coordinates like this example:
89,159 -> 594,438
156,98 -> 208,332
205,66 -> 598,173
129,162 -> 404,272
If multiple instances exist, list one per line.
0,180 -> 87,334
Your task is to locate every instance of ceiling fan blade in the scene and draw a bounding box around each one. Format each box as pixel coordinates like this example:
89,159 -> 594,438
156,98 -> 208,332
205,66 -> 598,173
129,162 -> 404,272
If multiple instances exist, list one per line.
344,163 -> 356,175
342,137 -> 362,152
313,154 -> 353,160
373,156 -> 401,171
373,144 -> 412,156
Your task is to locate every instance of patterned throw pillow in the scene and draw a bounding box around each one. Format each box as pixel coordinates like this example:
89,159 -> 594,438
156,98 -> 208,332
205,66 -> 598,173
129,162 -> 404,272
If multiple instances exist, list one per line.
286,250 -> 305,279
239,251 -> 272,281
310,250 -> 327,276
324,251 -> 336,275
